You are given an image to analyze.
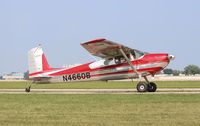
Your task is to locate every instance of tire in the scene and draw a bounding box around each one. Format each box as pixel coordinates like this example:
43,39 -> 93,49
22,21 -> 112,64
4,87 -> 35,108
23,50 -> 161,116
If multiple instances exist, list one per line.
137,82 -> 148,92
147,82 -> 157,92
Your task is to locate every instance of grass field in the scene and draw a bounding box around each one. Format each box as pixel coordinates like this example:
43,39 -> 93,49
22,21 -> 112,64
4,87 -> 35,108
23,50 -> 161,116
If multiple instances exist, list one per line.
0,94 -> 200,126
0,81 -> 200,89
1,81 -> 200,126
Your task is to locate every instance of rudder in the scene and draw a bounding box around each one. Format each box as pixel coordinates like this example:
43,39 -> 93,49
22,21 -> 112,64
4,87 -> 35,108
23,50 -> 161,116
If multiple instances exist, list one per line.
28,46 -> 51,74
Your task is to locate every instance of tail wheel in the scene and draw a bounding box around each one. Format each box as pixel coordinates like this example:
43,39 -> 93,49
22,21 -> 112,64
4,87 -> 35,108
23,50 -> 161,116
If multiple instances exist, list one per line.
25,88 -> 30,92
25,86 -> 31,93
147,82 -> 157,92
137,82 -> 148,92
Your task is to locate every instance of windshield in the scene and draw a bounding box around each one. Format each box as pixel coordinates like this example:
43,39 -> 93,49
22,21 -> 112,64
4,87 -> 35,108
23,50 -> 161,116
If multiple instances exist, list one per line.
131,49 -> 146,59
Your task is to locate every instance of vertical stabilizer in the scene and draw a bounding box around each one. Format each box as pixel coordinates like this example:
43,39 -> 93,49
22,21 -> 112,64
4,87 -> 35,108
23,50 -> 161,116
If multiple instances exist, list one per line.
28,46 -> 51,74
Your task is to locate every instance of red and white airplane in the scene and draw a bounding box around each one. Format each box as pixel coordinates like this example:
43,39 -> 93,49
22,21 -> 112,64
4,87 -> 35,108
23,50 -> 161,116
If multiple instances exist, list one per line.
26,39 -> 175,92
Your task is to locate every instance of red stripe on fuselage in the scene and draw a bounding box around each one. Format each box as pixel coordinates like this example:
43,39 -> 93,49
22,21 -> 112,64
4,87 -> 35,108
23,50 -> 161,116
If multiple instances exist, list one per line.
91,67 -> 162,77
29,68 -> 63,76
48,63 -> 92,76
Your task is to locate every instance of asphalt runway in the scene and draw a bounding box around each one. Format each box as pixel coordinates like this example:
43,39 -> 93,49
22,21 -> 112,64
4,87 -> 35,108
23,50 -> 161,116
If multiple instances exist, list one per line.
1,88 -> 200,94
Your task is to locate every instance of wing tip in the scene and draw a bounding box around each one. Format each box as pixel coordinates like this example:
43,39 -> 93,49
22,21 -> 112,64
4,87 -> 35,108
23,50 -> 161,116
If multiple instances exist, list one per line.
81,38 -> 106,45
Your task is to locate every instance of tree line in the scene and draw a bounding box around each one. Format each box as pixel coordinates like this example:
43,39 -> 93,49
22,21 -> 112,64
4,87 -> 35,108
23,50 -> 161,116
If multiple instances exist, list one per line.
163,65 -> 200,76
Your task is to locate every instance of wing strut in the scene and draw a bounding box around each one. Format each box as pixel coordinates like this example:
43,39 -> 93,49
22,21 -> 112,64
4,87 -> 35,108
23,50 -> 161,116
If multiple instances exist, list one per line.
119,47 -> 140,77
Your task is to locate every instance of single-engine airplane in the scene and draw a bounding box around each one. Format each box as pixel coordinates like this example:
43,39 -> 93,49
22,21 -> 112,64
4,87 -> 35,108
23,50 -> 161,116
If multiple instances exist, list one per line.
26,39 -> 175,92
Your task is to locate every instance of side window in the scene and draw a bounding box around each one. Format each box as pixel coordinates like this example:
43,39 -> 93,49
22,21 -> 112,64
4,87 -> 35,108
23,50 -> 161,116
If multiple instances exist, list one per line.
114,56 -> 128,64
104,59 -> 113,65
114,57 -> 121,64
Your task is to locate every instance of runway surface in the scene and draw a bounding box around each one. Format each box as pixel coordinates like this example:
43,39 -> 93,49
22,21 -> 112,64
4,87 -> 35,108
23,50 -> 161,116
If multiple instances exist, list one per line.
1,88 -> 200,94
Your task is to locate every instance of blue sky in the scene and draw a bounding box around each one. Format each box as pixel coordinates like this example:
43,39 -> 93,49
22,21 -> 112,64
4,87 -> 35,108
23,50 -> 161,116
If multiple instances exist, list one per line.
0,0 -> 200,74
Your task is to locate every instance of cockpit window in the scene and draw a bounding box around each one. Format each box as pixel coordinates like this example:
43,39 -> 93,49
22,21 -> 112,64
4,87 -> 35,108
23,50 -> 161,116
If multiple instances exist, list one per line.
102,49 -> 147,66
133,49 -> 146,59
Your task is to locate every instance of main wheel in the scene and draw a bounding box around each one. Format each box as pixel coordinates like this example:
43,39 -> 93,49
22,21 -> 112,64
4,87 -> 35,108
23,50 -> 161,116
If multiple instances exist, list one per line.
137,82 -> 148,92
147,82 -> 157,92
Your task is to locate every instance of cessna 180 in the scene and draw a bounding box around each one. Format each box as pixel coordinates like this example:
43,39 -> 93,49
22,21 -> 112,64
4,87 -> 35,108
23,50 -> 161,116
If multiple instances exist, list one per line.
26,39 -> 175,92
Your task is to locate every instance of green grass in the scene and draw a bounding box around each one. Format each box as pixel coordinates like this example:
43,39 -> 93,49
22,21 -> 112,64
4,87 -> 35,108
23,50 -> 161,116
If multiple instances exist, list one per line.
0,81 -> 200,89
0,94 -> 200,126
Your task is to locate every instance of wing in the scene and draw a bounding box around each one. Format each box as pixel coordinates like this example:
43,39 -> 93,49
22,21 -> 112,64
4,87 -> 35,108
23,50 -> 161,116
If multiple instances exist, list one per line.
81,39 -> 134,59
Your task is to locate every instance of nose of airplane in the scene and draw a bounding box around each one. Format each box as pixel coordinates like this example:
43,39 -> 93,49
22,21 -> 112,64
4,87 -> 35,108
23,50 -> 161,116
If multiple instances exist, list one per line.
168,54 -> 175,61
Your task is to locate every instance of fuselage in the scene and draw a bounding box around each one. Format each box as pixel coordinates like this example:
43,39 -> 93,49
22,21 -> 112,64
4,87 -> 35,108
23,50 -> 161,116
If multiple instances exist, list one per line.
29,53 -> 171,83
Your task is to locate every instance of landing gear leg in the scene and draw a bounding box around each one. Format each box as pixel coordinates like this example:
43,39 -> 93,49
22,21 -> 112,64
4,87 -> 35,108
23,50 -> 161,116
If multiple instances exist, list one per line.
25,81 -> 34,93
136,76 -> 157,92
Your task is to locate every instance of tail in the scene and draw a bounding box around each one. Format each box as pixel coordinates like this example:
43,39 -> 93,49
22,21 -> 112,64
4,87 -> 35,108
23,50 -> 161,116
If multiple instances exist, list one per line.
28,45 -> 51,74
